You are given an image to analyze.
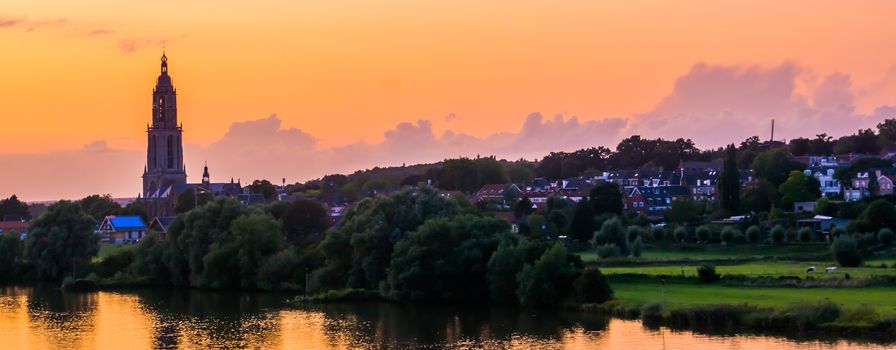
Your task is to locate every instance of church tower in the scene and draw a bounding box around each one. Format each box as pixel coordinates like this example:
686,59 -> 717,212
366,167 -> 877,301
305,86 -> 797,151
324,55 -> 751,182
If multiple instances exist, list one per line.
142,52 -> 187,196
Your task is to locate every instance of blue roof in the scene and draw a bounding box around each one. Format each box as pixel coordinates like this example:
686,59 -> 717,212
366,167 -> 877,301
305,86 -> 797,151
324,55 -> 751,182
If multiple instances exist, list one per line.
109,216 -> 147,230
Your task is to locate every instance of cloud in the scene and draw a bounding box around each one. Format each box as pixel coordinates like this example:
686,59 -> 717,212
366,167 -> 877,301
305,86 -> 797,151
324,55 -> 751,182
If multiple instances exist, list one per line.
0,17 -> 22,28
444,112 -> 458,122
628,62 -> 894,146
117,38 -> 171,54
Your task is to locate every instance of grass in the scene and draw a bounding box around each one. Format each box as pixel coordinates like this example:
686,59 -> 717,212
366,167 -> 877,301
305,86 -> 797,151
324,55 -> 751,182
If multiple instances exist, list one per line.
610,278 -> 896,317
600,261 -> 896,279
578,244 -> 828,262
96,244 -> 134,261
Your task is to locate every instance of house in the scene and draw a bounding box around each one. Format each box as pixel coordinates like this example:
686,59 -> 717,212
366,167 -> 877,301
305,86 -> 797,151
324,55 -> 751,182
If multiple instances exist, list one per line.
797,215 -> 849,237
679,161 -> 721,172
0,220 -> 28,240
97,216 -> 148,244
877,174 -> 896,196
327,205 -> 350,226
148,216 -> 176,240
471,184 -> 522,203
804,167 -> 841,198
793,201 -> 817,212
627,186 -> 689,214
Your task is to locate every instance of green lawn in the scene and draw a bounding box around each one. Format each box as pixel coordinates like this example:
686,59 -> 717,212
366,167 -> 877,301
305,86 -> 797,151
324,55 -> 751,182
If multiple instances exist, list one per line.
579,244 -> 829,262
96,244 -> 133,261
610,279 -> 896,317
600,261 -> 896,279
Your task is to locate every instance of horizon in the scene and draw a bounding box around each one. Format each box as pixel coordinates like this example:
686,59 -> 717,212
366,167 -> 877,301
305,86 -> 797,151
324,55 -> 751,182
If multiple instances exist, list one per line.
2,1 -> 895,200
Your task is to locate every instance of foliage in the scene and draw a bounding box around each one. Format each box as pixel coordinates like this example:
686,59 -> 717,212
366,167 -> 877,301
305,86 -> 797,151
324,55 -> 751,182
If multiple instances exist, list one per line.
720,227 -> 739,244
798,227 -> 813,243
751,148 -> 804,187
831,234 -> 863,267
568,198 -> 595,242
25,201 -> 98,281
0,194 -> 30,218
0,233 -> 23,281
487,239 -> 547,304
256,248 -> 301,291
199,211 -> 284,289
769,226 -> 785,244
279,199 -> 329,247
697,263 -> 720,283
778,171 -> 818,208
592,217 -> 628,254
596,244 -> 621,259
878,228 -> 895,246
673,226 -> 687,242
76,194 -> 122,221
631,237 -> 643,258
740,180 -> 779,213
515,243 -> 581,307
536,147 -> 611,180
651,226 -> 666,241
858,199 -> 896,233
507,163 -> 536,183
514,197 -> 535,219
525,214 -> 547,239
175,188 -> 213,214
94,247 -> 134,278
695,226 -> 711,243
626,226 -> 642,242
435,157 -> 508,193
719,144 -> 740,214
248,179 -> 278,200
384,215 -> 508,302
745,225 -> 762,244
574,267 -> 614,304
666,198 -> 702,225
588,182 -> 623,216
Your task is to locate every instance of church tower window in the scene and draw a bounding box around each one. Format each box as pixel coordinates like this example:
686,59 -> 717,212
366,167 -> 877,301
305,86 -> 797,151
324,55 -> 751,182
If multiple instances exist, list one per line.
167,135 -> 174,169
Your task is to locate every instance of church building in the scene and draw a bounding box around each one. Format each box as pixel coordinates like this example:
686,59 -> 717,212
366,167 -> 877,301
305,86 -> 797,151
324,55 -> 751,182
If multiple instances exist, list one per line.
140,53 -> 241,217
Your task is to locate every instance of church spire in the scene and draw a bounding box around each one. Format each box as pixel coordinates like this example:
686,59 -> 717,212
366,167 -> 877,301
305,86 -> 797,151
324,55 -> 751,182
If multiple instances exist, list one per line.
202,161 -> 210,186
161,51 -> 168,74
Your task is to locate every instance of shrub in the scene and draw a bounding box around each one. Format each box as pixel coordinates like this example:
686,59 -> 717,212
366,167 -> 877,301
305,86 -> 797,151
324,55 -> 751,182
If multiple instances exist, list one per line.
798,227 -> 813,243
831,227 -> 847,239
745,225 -> 762,244
573,267 -> 613,304
631,237 -> 642,258
673,226 -> 687,243
651,226 -> 666,241
596,244 -> 621,259
720,227 -> 738,244
626,226 -> 642,242
697,263 -> 720,283
831,234 -> 863,267
770,225 -> 785,243
878,228 -> 895,246
94,248 -> 135,278
592,218 -> 628,254
786,228 -> 799,242
695,226 -> 711,243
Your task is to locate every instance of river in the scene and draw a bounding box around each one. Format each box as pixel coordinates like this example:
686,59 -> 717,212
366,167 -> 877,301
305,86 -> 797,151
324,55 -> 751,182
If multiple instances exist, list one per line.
0,286 -> 888,349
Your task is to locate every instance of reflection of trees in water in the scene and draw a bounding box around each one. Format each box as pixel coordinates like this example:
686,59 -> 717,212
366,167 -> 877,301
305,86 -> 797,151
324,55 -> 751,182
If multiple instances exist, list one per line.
304,303 -> 611,348
130,288 -> 290,349
22,285 -> 99,349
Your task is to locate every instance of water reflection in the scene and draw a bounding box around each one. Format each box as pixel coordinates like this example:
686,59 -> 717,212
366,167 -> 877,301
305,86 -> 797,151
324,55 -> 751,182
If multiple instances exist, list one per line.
0,286 -> 890,349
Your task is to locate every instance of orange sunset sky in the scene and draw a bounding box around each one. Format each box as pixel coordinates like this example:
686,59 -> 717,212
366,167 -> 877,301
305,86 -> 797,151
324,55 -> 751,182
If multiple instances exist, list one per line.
2,0 -> 896,200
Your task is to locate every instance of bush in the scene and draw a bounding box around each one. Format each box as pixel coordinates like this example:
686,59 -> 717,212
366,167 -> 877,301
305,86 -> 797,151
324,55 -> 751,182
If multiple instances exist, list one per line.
592,218 -> 628,255
745,226 -> 762,244
695,226 -> 711,243
831,227 -> 847,239
798,227 -> 813,243
673,226 -> 687,243
626,226 -> 642,242
697,264 -> 720,283
651,226 -> 665,241
597,244 -> 621,259
786,228 -> 799,242
770,225 -> 785,243
94,248 -> 135,278
831,234 -> 863,267
878,228 -> 895,246
573,267 -> 613,304
720,227 -> 739,244
631,237 -> 642,258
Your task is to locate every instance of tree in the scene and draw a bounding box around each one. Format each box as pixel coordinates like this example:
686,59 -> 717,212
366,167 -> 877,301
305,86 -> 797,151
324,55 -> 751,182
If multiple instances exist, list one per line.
741,179 -> 779,213
514,197 -> 535,219
666,198 -> 701,224
858,199 -> 896,232
831,234 -> 863,267
697,264 -> 720,283
771,225 -> 786,243
696,226 -> 711,243
174,188 -> 213,214
77,194 -> 121,221
525,214 -> 547,239
779,171 -> 818,208
878,228 -> 895,247
592,217 -> 628,255
25,201 -> 98,281
719,145 -> 741,215
588,182 -> 623,216
573,267 -> 613,304
877,118 -> 896,147
248,179 -> 278,200
788,138 -> 812,156
568,198 -> 595,242
507,163 -> 536,184
0,232 -> 23,281
752,148 -> 804,187
834,129 -> 878,154
746,225 -> 762,244
487,239 -> 546,304
280,199 -> 329,246
798,227 -> 814,243
384,215 -> 508,302
515,243 -> 581,307
0,195 -> 30,219
199,211 -> 284,289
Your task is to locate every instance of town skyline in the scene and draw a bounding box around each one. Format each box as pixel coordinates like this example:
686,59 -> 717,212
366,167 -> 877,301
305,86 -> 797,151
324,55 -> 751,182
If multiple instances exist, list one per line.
2,1 -> 896,199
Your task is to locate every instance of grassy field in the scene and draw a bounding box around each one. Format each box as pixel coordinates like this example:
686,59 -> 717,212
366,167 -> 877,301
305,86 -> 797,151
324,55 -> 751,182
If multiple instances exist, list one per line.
579,244 -> 829,262
610,279 -> 896,317
600,261 -> 896,279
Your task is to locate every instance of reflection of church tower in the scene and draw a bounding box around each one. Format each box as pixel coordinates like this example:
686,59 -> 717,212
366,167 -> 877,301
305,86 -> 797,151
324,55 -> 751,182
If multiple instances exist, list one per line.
142,52 -> 187,197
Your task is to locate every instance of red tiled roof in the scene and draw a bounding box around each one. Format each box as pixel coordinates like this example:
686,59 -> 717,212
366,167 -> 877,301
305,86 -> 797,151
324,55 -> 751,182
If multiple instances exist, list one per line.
0,221 -> 27,232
